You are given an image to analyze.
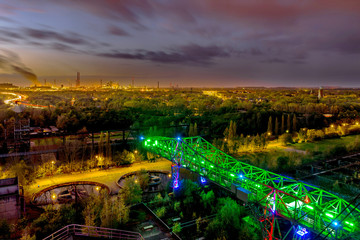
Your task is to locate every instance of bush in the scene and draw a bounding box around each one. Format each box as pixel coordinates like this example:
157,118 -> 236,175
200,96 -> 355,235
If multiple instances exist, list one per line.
279,133 -> 293,146
0,219 -> 10,238
155,206 -> 166,218
326,145 -> 347,157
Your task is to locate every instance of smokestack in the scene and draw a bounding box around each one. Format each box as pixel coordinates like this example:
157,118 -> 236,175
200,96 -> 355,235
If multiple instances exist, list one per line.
76,72 -> 80,87
100,79 -> 102,88
0,49 -> 40,86
44,79 -> 47,86
132,77 -> 134,88
157,81 -> 159,89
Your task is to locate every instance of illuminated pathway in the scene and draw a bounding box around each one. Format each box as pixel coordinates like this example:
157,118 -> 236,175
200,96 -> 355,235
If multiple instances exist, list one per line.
26,160 -> 172,200
143,136 -> 360,240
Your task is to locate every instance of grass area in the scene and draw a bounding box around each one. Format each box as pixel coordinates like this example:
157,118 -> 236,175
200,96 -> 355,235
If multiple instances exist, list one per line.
291,134 -> 360,152
32,137 -> 63,146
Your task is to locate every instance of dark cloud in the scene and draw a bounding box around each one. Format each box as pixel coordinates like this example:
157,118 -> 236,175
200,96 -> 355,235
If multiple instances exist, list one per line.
250,48 -> 263,56
0,28 -> 22,39
50,43 -> 82,53
98,44 -> 230,65
262,58 -> 286,64
24,28 -> 89,45
108,25 -> 130,36
335,36 -> 360,54
54,0 -> 153,28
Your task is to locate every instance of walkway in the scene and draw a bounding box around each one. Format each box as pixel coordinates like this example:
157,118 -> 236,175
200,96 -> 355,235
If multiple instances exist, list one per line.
26,159 -> 172,201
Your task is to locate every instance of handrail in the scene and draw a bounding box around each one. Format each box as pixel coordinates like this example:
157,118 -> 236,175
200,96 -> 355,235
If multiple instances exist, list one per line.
43,224 -> 144,240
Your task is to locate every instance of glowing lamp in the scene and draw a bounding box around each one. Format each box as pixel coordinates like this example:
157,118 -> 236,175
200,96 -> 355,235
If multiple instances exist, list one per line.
200,177 -> 206,183
296,227 -> 308,237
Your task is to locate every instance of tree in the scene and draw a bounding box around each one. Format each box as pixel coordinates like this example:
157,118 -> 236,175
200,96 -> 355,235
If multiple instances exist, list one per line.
121,176 -> 142,205
267,116 -> 272,135
155,206 -> 166,218
137,169 -> 149,191
32,205 -> 76,239
193,122 -> 198,136
173,222 -> 182,234
201,190 -> 215,213
98,132 -> 104,158
11,160 -> 35,186
205,197 -> 245,239
188,123 -> 194,137
113,150 -> 135,165
63,139 -> 83,172
279,133 -> 293,146
292,114 -> 297,132
224,120 -> 237,153
113,196 -> 129,226
224,120 -> 237,140
287,114 -> 291,132
105,131 -> 112,167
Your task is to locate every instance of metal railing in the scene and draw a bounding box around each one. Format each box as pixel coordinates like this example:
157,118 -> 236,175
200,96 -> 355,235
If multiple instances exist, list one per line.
43,224 -> 144,240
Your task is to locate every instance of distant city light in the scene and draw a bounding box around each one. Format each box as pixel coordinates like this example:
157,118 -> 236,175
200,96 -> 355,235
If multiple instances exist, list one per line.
177,137 -> 181,141
140,136 -> 145,140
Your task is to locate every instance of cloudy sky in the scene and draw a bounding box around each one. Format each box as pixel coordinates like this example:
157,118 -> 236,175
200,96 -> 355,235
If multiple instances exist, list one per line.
0,0 -> 359,87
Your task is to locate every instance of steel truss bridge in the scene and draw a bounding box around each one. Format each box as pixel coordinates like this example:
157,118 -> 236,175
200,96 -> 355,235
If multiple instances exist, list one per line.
143,136 -> 360,240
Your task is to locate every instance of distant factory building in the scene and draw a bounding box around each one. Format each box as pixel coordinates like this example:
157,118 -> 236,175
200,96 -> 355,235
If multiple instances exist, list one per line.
0,83 -> 18,89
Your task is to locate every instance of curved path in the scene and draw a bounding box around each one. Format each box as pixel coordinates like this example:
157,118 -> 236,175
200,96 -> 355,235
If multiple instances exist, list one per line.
26,159 -> 172,202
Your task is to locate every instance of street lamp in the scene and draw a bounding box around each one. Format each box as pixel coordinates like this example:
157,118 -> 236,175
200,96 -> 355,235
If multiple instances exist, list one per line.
51,161 -> 55,175
51,193 -> 56,204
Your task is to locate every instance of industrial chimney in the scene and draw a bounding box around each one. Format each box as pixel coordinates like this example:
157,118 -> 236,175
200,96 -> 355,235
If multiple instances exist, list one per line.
76,72 -> 80,87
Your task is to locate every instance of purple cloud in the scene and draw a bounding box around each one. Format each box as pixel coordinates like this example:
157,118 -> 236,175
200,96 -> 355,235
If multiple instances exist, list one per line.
98,44 -> 230,65
108,25 -> 130,37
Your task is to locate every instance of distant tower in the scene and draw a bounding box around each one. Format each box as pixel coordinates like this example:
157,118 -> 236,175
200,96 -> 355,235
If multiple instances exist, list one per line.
100,79 -> 103,88
318,87 -> 324,100
157,81 -> 159,89
44,79 -> 47,86
132,77 -> 134,88
76,72 -> 80,87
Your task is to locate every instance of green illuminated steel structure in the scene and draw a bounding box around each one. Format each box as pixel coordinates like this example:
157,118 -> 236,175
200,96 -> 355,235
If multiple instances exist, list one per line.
143,136 -> 360,239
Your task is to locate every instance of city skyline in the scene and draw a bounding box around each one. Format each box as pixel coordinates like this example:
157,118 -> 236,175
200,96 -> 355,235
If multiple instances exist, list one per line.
0,0 -> 360,87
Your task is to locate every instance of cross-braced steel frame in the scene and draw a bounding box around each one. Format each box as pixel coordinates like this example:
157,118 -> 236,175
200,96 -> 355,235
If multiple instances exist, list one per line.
143,136 -> 360,239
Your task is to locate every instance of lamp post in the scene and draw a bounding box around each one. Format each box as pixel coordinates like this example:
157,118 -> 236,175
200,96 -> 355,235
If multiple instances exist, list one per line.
51,160 -> 55,175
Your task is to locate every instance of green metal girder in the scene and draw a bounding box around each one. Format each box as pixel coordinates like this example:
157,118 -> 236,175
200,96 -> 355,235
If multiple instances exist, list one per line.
143,136 -> 360,238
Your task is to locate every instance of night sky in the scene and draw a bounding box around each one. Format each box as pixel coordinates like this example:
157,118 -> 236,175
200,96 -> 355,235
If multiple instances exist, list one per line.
0,0 -> 360,88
